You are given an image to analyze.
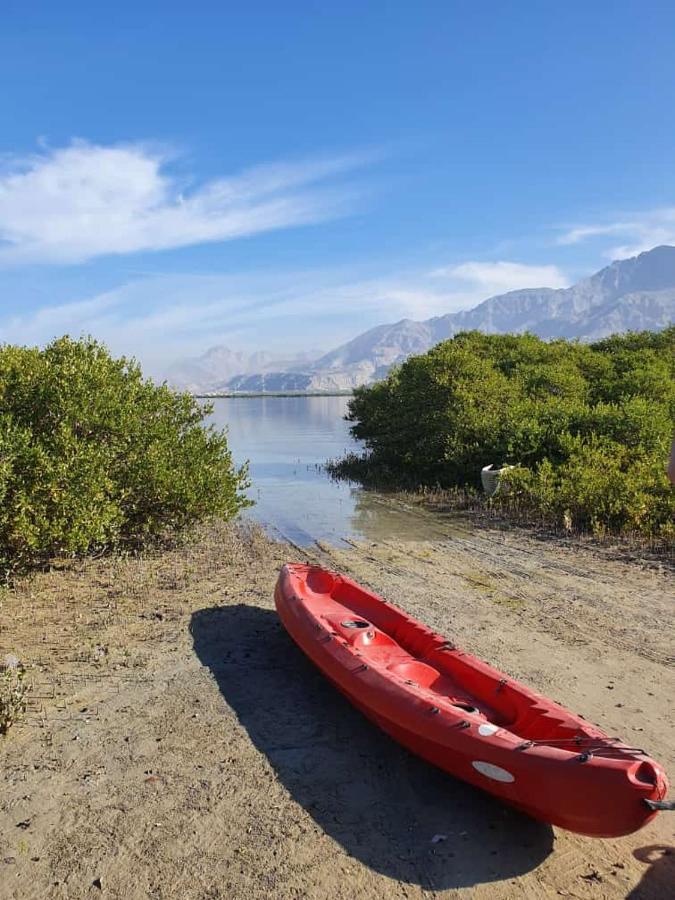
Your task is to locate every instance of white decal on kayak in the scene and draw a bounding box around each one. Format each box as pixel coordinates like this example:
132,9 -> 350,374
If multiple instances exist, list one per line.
472,761 -> 514,783
478,723 -> 499,737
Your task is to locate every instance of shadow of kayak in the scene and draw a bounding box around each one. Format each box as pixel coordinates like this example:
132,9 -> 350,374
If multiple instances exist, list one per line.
627,845 -> 675,899
190,603 -> 553,890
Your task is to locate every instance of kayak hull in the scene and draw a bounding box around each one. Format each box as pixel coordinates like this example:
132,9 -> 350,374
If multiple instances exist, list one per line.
274,563 -> 669,837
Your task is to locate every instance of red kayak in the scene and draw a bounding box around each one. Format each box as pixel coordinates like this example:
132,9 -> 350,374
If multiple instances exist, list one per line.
275,563 -> 670,837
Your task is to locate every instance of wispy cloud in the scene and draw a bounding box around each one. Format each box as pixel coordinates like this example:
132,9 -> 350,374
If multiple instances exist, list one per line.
0,140 -> 372,265
557,207 -> 675,259
0,272 -> 449,368
0,255 -> 570,373
431,260 -> 569,292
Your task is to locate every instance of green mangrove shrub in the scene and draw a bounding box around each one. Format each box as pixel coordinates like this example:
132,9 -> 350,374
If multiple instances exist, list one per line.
0,336 -> 250,573
334,328 -> 675,537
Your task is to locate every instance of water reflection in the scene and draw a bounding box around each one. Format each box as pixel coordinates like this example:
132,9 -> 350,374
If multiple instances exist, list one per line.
205,396 -> 451,545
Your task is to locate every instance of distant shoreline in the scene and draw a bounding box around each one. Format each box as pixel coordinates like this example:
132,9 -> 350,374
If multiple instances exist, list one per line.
193,390 -> 354,398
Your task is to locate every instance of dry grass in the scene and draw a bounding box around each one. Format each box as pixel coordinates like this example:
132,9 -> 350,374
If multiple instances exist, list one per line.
0,659 -> 27,734
0,517 -> 281,731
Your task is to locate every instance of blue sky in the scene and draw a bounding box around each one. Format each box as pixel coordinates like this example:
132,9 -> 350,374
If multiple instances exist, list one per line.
1,2 -> 674,372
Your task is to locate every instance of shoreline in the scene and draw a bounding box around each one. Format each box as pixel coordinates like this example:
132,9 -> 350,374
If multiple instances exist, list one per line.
326,459 -> 675,559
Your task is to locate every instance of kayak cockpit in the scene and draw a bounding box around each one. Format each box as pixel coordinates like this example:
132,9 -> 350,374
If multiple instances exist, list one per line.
320,606 -> 512,725
302,566 -> 642,751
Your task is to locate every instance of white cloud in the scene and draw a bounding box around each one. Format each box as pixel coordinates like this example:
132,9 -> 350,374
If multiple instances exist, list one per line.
0,254 -> 573,374
0,141 -> 371,265
431,260 -> 569,293
0,271 -> 451,368
557,207 -> 675,259
2,291 -> 120,334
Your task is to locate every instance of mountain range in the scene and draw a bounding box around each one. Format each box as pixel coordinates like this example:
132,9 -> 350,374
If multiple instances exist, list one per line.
164,346 -> 316,393
167,245 -> 675,393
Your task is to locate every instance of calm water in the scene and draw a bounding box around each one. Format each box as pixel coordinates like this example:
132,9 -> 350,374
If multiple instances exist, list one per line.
206,396 -> 450,545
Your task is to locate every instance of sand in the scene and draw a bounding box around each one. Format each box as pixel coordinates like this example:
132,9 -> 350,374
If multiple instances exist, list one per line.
0,513 -> 673,899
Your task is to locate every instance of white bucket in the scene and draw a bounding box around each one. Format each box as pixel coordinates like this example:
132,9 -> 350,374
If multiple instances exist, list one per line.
481,464 -> 513,497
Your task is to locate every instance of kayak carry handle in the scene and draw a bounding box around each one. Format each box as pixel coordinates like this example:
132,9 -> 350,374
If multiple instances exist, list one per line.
644,799 -> 675,811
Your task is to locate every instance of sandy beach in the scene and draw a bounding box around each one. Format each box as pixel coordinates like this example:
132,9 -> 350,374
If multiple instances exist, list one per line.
1,514 -> 673,899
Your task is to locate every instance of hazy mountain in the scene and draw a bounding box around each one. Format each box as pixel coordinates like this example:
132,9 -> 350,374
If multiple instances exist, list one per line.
178,246 -> 675,393
166,345 -> 317,391
298,246 -> 675,390
446,244 -> 675,337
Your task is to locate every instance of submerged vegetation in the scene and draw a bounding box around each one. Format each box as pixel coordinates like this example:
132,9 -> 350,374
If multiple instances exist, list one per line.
0,336 -> 250,575
329,328 -> 675,540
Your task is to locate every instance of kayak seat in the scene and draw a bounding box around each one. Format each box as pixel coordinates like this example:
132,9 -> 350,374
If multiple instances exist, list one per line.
324,606 -> 505,719
305,567 -> 338,595
387,662 -> 490,718
387,660 -> 442,688
323,614 -> 402,655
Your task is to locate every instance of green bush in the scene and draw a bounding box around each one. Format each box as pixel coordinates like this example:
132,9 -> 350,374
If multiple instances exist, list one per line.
333,327 -> 675,538
0,336 -> 250,573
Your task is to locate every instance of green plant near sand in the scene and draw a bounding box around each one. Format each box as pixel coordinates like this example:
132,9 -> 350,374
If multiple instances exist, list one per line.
0,657 -> 27,734
0,336 -> 251,574
329,327 -> 675,538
